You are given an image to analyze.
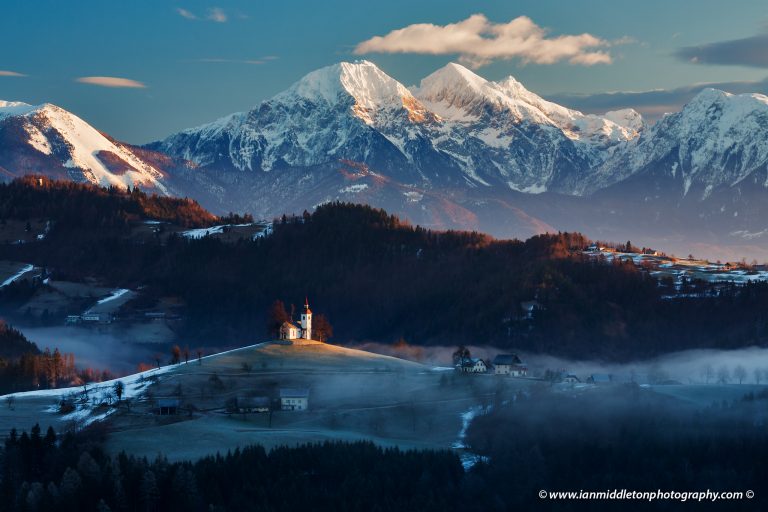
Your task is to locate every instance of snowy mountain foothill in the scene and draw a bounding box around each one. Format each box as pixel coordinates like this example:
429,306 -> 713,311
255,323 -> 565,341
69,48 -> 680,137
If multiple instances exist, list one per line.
5,61 -> 768,259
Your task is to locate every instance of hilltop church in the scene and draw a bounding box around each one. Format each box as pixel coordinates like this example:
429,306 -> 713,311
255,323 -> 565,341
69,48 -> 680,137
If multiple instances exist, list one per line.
279,299 -> 313,341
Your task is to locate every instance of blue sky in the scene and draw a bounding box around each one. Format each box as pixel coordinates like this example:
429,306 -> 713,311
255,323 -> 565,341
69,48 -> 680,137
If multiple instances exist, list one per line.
2,0 -> 768,143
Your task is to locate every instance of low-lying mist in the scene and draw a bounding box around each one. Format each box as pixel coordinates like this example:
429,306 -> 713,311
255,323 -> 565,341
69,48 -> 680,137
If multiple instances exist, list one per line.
19,326 -> 159,374
352,342 -> 768,384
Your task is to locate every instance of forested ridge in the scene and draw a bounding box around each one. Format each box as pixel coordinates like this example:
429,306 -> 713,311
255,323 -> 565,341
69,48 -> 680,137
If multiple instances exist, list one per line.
0,428 -> 463,512
1,178 -> 768,360
467,385 -> 768,511
0,176 -> 218,229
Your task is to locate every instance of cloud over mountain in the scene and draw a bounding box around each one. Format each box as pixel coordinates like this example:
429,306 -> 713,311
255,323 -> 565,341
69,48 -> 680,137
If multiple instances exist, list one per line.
354,14 -> 614,68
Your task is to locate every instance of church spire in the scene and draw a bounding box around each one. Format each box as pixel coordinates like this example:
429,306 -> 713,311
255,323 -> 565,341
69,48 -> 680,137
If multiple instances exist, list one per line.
301,297 -> 313,340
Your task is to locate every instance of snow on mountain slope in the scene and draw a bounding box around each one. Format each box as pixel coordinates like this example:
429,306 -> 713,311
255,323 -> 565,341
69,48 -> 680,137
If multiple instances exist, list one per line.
0,101 -> 169,193
154,60 -> 643,197
416,63 -> 642,147
278,60 -> 428,125
593,88 -> 768,197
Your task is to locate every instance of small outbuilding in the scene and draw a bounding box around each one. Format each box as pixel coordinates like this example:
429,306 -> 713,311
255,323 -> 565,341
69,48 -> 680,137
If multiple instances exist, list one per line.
158,398 -> 180,415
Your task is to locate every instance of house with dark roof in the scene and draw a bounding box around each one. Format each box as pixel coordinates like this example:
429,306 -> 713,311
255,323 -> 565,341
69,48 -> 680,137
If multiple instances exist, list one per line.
458,358 -> 488,373
492,354 -> 527,377
280,388 -> 310,411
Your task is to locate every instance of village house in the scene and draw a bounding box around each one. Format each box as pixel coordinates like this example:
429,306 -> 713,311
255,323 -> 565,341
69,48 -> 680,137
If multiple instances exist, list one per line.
280,388 -> 309,411
279,298 -> 313,341
458,358 -> 488,373
493,354 -> 528,377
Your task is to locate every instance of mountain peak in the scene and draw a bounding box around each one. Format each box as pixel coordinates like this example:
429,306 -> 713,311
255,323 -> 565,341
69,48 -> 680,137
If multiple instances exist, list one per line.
678,88 -> 768,126
0,100 -> 41,119
689,88 -> 730,105
494,75 -> 529,97
0,99 -> 168,193
418,62 -> 489,98
278,60 -> 413,114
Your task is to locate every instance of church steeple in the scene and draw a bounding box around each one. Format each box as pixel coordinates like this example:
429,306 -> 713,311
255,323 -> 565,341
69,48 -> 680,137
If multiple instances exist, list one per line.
300,297 -> 313,340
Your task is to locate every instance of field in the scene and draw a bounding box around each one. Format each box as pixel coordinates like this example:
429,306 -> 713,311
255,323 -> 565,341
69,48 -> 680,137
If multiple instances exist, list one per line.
3,339 -> 764,465
0,340 -> 531,463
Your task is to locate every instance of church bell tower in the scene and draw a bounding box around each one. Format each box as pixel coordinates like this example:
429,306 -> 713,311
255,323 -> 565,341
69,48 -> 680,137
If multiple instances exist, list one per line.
300,297 -> 312,340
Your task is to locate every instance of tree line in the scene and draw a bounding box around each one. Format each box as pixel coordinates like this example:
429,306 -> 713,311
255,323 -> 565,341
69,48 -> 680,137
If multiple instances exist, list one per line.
0,320 -> 112,394
2,178 -> 768,360
0,426 -> 464,512
465,385 -> 768,510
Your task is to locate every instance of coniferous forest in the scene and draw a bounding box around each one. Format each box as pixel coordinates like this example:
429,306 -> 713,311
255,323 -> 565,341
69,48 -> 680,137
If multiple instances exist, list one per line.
0,427 -> 463,512
2,386 -> 767,512
0,177 -> 768,360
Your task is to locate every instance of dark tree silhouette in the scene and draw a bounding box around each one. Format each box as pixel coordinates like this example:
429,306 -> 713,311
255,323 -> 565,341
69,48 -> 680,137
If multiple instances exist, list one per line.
114,381 -> 124,402
171,345 -> 181,365
313,314 -> 333,341
267,300 -> 290,337
452,346 -> 471,366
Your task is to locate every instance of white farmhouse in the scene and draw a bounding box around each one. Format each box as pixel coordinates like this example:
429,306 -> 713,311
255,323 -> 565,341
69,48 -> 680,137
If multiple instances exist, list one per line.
280,388 -> 309,411
279,298 -> 313,341
492,354 -> 527,377
458,358 -> 488,373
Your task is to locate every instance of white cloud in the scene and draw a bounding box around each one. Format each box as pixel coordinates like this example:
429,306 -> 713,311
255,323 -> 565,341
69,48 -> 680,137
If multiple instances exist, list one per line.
0,70 -> 26,77
76,76 -> 147,88
176,7 -> 197,20
354,14 -> 616,68
207,7 -> 227,23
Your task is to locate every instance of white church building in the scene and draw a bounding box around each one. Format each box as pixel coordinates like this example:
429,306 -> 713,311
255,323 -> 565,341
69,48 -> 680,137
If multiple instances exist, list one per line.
279,299 -> 313,341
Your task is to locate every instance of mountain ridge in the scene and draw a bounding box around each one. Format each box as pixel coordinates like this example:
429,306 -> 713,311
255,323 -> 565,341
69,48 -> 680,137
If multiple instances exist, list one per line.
4,61 -> 768,259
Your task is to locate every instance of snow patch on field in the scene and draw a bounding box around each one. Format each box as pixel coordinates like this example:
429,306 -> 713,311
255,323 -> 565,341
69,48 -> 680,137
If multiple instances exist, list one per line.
182,223 -> 254,239
453,405 -> 491,469
96,288 -> 130,306
0,264 -> 34,288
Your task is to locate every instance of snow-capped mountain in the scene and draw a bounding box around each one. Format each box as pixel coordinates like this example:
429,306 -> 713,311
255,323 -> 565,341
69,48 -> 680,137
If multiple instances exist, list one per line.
146,60 -> 768,258
0,101 -> 171,193
152,60 -> 643,197
4,60 -> 768,259
412,62 -> 642,193
592,88 -> 768,197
